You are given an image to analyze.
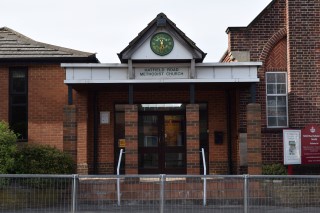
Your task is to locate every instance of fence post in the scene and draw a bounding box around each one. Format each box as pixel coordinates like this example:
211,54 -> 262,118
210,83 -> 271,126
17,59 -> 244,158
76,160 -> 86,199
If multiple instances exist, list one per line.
71,174 -> 78,213
243,174 -> 249,213
160,174 -> 165,213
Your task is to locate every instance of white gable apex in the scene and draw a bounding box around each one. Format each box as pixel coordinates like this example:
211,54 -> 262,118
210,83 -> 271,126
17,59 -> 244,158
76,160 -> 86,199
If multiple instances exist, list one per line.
131,30 -> 193,60
118,13 -> 206,63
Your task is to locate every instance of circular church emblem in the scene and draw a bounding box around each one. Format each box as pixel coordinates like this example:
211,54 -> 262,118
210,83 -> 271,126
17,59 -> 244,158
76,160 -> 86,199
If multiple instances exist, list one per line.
150,32 -> 174,56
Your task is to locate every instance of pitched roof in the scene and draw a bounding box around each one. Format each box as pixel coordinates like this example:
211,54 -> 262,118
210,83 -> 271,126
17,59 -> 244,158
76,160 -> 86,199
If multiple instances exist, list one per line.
118,13 -> 207,63
0,27 -> 99,63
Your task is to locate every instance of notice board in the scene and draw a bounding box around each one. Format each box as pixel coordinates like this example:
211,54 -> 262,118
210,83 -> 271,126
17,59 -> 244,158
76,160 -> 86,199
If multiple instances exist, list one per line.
301,124 -> 320,164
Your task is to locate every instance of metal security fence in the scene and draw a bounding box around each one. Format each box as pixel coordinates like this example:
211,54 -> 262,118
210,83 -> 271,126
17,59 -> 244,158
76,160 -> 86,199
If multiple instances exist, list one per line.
0,174 -> 74,213
1,174 -> 320,213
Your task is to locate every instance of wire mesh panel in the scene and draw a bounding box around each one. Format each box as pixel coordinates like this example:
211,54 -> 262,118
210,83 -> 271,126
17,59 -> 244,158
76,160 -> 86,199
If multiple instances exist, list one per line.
77,175 -> 161,212
1,174 -> 320,213
77,175 -> 245,213
248,175 -> 320,213
205,175 -> 244,213
0,174 -> 73,213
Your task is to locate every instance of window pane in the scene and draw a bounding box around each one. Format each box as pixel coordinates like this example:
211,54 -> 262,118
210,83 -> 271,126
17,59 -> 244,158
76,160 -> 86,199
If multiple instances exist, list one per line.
277,73 -> 286,83
266,72 -> 288,127
278,107 -> 287,116
267,73 -> 276,83
165,153 -> 185,168
268,107 -> 277,116
267,84 -> 277,94
12,95 -> 27,105
277,96 -> 286,106
11,105 -> 27,140
12,70 -> 26,78
268,117 -> 277,127
10,69 -> 28,140
140,154 -> 158,168
12,77 -> 26,93
165,115 -> 184,147
278,117 -> 288,126
277,84 -> 286,94
139,115 -> 158,147
267,96 -> 276,107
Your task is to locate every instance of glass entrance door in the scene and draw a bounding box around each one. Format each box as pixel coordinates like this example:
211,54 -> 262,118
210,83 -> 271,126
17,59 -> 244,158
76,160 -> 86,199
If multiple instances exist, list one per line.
138,113 -> 186,174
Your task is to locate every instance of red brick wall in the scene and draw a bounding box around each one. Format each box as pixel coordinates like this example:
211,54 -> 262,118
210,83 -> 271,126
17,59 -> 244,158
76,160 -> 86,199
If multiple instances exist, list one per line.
0,67 -> 8,122
228,0 -> 287,59
0,64 -> 67,149
226,0 -> 288,166
287,0 -> 320,127
265,37 -> 287,71
28,64 -> 67,149
208,91 -> 228,174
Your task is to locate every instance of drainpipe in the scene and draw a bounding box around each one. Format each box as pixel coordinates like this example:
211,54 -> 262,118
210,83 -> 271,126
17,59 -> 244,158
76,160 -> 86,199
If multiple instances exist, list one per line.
93,91 -> 99,174
227,90 -> 233,174
250,83 -> 256,103
68,85 -> 73,105
190,83 -> 195,104
129,84 -> 133,104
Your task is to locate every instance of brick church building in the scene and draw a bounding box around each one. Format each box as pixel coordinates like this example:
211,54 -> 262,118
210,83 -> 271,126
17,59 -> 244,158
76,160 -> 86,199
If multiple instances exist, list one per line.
1,0 -> 319,175
221,0 -> 320,174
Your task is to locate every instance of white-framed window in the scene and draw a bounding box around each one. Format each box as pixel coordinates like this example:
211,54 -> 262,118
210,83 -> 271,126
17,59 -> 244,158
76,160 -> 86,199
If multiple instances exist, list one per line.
266,72 -> 288,128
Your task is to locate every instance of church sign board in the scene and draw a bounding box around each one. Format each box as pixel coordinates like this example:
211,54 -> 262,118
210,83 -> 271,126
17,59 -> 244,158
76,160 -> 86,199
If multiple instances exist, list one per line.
283,124 -> 320,165
135,67 -> 189,79
301,124 -> 320,164
283,129 -> 301,165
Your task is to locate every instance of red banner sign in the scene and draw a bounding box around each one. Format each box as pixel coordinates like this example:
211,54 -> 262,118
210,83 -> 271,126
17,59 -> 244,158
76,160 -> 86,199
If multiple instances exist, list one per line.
301,124 -> 320,164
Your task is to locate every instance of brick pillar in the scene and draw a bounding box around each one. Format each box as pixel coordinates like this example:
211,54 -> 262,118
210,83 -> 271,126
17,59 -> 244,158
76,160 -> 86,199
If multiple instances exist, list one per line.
125,105 -> 138,174
76,92 -> 89,174
63,105 -> 77,163
247,103 -> 262,175
186,104 -> 200,174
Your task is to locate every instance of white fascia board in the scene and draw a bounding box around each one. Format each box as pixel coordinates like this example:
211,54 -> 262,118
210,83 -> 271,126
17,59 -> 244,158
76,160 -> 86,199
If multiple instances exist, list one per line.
64,78 -> 259,84
61,63 -> 128,68
195,62 -> 262,67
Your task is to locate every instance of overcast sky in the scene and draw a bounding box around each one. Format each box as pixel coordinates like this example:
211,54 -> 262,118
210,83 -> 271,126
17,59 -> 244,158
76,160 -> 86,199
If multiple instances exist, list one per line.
1,0 -> 272,62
